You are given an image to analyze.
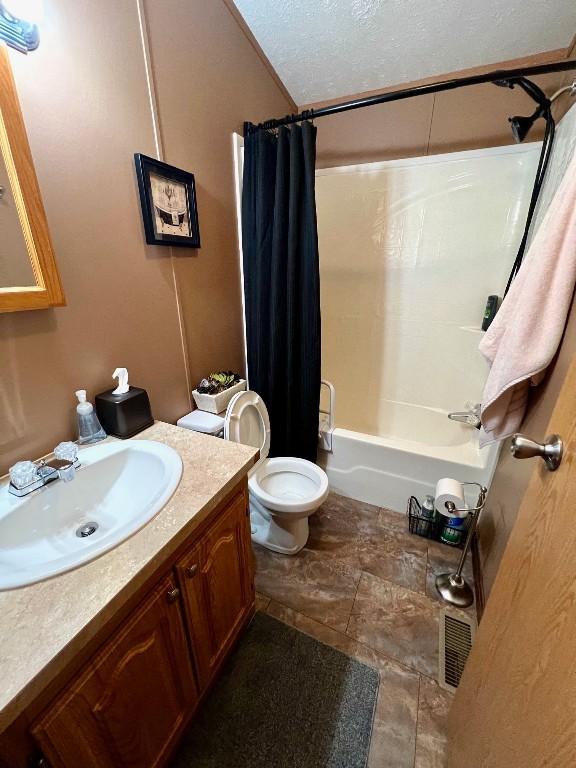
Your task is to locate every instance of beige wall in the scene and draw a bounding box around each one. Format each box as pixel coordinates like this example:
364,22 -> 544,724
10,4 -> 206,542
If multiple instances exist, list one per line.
143,0 -> 290,389
0,0 -> 291,475
312,74 -> 566,168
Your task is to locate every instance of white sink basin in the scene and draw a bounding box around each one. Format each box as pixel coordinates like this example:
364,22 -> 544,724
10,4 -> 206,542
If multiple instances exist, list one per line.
0,440 -> 182,590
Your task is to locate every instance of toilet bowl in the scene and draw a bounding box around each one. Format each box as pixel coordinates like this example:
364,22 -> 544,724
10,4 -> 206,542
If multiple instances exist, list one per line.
224,391 -> 329,554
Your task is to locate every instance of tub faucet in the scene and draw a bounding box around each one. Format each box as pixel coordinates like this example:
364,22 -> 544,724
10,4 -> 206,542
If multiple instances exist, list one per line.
448,404 -> 481,429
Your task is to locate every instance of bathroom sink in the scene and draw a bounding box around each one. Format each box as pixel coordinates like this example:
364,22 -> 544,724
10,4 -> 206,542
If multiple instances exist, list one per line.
0,440 -> 182,590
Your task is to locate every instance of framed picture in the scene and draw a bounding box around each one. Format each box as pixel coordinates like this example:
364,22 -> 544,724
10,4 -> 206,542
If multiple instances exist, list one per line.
134,153 -> 200,248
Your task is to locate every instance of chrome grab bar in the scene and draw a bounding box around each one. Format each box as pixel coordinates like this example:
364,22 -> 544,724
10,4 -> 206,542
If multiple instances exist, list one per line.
319,379 -> 336,452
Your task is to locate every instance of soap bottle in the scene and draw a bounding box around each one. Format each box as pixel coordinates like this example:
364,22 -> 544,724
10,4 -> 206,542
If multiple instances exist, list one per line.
75,390 -> 107,444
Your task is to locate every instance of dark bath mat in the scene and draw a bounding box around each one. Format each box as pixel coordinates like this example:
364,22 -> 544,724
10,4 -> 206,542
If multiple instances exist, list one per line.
171,612 -> 379,768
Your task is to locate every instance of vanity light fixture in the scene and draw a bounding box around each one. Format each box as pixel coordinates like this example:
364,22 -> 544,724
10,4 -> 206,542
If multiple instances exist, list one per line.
0,0 -> 42,53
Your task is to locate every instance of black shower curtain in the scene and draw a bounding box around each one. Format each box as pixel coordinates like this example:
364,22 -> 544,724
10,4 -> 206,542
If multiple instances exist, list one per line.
241,121 -> 321,462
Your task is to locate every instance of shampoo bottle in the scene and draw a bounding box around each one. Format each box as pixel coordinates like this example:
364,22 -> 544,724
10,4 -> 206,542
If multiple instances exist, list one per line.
75,390 -> 107,444
421,495 -> 436,520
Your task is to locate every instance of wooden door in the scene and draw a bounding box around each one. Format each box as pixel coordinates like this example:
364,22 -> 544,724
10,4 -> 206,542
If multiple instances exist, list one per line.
449,355 -> 576,767
176,491 -> 254,691
32,575 -> 197,768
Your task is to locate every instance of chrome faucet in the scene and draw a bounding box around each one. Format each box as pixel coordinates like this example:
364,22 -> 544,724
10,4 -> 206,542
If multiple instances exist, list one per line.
447,404 -> 481,429
8,442 -> 80,497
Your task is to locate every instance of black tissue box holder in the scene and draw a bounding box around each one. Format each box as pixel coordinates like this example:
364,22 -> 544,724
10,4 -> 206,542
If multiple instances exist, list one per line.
95,386 -> 154,439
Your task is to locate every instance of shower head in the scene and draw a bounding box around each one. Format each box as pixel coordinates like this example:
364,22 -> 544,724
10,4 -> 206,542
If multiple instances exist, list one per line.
509,113 -> 539,143
494,77 -> 551,142
510,81 -> 576,142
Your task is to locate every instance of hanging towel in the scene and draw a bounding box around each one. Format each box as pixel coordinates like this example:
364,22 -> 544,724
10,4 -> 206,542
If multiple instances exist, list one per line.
479,150 -> 576,446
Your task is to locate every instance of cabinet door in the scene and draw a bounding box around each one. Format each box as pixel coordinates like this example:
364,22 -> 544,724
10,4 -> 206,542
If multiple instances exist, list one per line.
32,576 -> 197,768
176,491 -> 254,691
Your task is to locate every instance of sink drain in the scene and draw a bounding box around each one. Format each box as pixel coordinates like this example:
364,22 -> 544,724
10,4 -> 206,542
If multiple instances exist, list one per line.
76,522 -> 98,538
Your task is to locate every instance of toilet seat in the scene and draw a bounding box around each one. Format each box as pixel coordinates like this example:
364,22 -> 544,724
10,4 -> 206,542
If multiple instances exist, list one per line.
224,390 -> 271,468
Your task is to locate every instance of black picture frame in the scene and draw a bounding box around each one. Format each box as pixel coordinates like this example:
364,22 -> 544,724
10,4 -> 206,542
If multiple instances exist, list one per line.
134,153 -> 200,248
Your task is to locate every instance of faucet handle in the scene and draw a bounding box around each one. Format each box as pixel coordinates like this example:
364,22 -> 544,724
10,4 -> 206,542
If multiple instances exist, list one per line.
9,461 -> 37,490
54,441 -> 78,463
53,442 -> 78,483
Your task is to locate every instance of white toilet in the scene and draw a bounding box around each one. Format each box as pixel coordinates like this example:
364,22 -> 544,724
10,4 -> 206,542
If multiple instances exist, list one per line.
177,390 -> 329,553
224,390 -> 329,554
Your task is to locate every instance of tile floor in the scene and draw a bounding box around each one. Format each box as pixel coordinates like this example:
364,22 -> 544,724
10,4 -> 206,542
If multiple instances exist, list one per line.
253,492 -> 475,768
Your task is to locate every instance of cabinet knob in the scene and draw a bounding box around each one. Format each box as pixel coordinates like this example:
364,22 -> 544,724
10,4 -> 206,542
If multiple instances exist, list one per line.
186,564 -> 198,578
167,587 -> 180,603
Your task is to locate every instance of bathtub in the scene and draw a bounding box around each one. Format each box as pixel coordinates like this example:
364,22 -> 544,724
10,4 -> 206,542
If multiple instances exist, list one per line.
318,400 -> 500,513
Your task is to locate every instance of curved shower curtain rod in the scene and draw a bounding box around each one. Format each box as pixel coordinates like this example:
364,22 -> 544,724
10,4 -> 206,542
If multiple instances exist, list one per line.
244,59 -> 576,135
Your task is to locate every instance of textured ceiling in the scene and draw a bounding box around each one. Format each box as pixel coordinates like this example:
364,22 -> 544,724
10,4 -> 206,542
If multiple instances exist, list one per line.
232,0 -> 576,104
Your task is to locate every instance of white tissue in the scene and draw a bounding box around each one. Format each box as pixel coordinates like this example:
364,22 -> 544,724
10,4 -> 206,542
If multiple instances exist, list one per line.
112,367 -> 129,395
435,478 -> 468,518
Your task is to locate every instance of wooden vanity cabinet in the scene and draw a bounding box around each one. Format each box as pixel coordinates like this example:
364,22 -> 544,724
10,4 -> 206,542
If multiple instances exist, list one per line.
0,483 -> 256,768
31,575 -> 198,768
176,490 -> 255,692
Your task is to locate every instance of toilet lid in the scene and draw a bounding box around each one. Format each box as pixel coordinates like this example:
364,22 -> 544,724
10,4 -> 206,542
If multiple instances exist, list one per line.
224,390 -> 270,467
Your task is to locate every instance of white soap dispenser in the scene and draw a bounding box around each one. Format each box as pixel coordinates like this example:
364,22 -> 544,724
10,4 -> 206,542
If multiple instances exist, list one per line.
75,389 -> 107,444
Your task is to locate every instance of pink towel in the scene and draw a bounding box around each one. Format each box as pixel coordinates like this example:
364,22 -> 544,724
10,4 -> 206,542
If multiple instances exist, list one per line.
479,150 -> 576,446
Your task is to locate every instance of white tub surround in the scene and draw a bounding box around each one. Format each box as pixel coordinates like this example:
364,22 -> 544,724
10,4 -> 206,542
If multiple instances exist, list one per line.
316,144 -> 535,509
317,144 -> 541,433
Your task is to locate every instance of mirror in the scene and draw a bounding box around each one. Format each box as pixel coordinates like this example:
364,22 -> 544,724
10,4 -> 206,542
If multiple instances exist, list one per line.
0,150 -> 35,286
0,44 -> 65,311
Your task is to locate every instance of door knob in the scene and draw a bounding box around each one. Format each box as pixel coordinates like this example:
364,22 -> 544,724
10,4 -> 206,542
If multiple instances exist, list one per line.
167,587 -> 180,603
185,564 -> 198,578
510,433 -> 563,471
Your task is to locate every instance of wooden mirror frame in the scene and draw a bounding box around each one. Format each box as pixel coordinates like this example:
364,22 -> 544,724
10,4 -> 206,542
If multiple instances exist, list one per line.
0,44 -> 65,312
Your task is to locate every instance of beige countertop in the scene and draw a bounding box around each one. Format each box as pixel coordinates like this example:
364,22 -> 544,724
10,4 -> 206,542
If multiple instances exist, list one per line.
0,421 -> 257,733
